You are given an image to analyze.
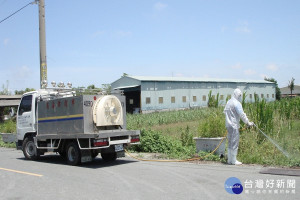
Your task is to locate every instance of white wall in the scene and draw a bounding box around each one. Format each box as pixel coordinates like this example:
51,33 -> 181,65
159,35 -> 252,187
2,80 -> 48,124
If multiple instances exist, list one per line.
140,81 -> 275,112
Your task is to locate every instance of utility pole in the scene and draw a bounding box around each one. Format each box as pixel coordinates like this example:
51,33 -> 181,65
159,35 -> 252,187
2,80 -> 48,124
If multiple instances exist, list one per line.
38,0 -> 47,88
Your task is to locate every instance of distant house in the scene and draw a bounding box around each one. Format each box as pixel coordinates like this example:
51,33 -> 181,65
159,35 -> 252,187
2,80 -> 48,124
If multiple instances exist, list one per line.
280,85 -> 300,98
0,95 -> 22,107
111,76 -> 276,113
0,95 -> 22,121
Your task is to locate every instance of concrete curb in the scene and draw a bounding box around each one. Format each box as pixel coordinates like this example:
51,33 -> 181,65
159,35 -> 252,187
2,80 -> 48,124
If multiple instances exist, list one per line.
0,133 -> 17,143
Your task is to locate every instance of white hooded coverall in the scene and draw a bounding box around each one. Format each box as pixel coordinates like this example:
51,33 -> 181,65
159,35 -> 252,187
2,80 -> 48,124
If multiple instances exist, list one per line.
224,88 -> 250,165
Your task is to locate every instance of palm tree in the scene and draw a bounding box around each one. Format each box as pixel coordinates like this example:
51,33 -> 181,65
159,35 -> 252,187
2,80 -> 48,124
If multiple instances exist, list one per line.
288,77 -> 295,98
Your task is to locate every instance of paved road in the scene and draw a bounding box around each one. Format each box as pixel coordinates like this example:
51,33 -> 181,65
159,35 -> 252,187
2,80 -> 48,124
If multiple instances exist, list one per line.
0,148 -> 299,200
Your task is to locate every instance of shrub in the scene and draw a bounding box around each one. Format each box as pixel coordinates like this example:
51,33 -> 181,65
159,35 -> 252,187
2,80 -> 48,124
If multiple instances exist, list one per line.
180,126 -> 195,147
0,120 -> 16,133
197,112 -> 226,138
207,90 -> 219,108
131,129 -> 196,159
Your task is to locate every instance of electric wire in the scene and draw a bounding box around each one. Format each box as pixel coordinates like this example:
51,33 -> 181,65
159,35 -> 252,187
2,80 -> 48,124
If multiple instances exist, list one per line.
0,1 -> 35,24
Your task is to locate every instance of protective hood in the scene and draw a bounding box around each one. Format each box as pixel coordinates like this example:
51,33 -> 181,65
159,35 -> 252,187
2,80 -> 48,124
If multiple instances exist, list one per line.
233,88 -> 242,103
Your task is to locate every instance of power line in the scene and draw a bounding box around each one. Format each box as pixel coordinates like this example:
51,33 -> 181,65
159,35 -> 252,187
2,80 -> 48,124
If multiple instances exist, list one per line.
0,1 -> 36,24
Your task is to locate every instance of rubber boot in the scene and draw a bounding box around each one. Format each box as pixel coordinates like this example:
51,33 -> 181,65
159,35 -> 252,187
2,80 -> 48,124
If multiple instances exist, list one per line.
232,149 -> 242,165
227,149 -> 232,164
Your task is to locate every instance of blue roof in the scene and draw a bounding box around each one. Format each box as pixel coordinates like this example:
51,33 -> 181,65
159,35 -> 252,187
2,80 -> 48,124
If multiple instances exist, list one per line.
128,76 -> 273,84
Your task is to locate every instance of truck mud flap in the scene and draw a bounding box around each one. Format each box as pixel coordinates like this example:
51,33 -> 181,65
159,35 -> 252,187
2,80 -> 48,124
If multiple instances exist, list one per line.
81,150 -> 92,163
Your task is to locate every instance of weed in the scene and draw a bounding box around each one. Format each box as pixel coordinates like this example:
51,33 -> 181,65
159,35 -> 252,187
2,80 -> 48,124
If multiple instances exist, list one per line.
0,135 -> 16,148
0,120 -> 16,133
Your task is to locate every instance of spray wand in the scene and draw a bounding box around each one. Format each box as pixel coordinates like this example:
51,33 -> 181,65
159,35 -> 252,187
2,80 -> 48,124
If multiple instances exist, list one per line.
253,123 -> 290,158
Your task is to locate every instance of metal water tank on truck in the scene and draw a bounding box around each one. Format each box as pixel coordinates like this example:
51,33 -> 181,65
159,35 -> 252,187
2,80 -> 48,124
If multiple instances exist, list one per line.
16,82 -> 140,165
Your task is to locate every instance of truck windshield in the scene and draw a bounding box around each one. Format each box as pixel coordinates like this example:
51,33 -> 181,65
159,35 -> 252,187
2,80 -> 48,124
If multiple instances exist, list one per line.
19,95 -> 32,115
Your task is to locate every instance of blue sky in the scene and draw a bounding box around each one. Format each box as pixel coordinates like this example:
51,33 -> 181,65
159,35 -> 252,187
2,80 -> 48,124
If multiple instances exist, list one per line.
1,0 -> 299,92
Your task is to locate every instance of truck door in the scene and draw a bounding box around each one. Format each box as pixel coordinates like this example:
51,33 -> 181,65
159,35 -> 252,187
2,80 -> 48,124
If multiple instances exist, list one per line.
17,94 -> 36,141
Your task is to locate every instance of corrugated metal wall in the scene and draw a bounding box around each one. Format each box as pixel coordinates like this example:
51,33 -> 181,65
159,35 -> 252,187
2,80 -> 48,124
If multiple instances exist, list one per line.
140,81 -> 275,112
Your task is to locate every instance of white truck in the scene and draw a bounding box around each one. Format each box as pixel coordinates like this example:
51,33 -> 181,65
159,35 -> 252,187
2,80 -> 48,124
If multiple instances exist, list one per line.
16,85 -> 140,165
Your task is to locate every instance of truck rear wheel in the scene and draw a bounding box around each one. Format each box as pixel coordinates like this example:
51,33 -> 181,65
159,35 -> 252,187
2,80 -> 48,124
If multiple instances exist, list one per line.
66,142 -> 81,165
101,152 -> 117,162
22,137 -> 40,160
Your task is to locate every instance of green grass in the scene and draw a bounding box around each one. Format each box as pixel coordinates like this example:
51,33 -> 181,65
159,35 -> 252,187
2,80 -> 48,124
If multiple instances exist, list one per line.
1,97 -> 299,166
0,135 -> 16,148
0,119 -> 16,133
0,119 -> 17,148
128,97 -> 300,167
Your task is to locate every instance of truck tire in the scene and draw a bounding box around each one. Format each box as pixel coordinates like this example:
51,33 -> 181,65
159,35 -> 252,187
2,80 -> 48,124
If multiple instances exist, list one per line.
101,152 -> 117,162
66,142 -> 81,165
22,137 -> 40,160
58,150 -> 66,159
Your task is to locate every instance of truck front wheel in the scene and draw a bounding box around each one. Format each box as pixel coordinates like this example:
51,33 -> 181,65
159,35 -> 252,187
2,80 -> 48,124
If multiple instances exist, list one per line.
66,142 -> 81,165
22,137 -> 40,160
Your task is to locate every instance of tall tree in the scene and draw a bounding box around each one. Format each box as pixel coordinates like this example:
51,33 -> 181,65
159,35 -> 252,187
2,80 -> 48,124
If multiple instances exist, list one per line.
288,77 -> 295,98
102,84 -> 111,95
264,77 -> 281,100
15,88 -> 35,95
0,80 -> 11,95
122,73 -> 128,77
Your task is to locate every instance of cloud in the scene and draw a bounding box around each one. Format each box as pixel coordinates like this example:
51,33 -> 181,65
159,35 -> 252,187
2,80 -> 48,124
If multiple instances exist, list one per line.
235,21 -> 251,33
231,63 -> 242,69
3,38 -> 10,46
92,30 -> 132,38
115,30 -> 132,38
92,30 -> 105,38
174,73 -> 184,77
154,2 -> 168,11
12,66 -> 32,79
260,74 -> 268,79
221,26 -> 228,33
244,69 -> 256,76
266,64 -> 279,71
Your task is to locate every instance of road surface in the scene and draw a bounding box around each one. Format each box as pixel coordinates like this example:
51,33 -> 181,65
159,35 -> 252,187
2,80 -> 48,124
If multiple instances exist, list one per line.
0,148 -> 299,200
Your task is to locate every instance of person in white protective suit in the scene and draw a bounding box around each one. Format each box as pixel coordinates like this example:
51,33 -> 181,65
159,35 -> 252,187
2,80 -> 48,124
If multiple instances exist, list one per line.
224,88 -> 254,165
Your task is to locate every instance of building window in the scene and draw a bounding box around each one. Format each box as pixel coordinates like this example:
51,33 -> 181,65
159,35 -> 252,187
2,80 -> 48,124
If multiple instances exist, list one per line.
130,99 -> 134,105
202,95 -> 206,101
261,94 -> 264,98
220,95 -> 224,100
227,95 -> 231,100
171,96 -> 175,103
250,94 -> 252,99
146,97 -> 151,104
193,96 -> 197,102
159,97 -> 163,104
272,94 -> 275,98
182,96 -> 186,103
267,94 -> 269,98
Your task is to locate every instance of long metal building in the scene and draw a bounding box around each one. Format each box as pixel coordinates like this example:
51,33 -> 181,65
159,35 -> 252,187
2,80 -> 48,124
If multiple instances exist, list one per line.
111,76 -> 276,113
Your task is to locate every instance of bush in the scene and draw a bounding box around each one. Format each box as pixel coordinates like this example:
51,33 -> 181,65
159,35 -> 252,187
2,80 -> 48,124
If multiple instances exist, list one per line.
0,135 -> 16,148
0,120 -> 16,133
131,129 -> 196,159
180,126 -> 195,147
207,90 -> 219,108
197,112 -> 226,138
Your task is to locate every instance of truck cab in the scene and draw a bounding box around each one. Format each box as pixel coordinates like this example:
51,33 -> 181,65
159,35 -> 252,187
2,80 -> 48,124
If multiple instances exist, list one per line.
17,92 -> 37,146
